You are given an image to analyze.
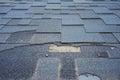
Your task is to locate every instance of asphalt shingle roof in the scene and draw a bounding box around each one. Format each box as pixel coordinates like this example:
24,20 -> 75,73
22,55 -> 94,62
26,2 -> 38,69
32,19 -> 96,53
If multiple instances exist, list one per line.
0,0 -> 120,80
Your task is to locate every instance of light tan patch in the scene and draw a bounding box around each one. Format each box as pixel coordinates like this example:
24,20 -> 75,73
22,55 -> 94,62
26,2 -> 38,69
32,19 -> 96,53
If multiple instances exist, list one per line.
49,44 -> 81,52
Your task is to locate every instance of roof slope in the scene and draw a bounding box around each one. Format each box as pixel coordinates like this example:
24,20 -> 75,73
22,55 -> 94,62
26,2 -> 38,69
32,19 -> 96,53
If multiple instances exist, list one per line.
0,0 -> 120,80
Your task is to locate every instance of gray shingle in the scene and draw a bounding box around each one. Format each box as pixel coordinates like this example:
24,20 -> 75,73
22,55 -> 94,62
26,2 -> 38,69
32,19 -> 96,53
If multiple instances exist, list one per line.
61,2 -> 75,6
60,10 -> 77,14
61,6 -> 76,10
0,25 -> 3,29
32,2 -> 47,7
61,26 -> 105,43
0,26 -> 38,33
12,4 -> 31,10
27,7 -> 44,13
3,10 -> 32,19
32,14 -> 43,19
89,7 -> 113,13
0,34 -> 11,43
74,0 -> 88,3
7,19 -> 21,25
99,14 -> 120,25
47,0 -> 61,3
36,19 -> 61,32
113,33 -> 120,42
45,4 -> 61,10
0,19 -> 11,25
83,19 -> 120,32
62,15 -> 83,25
42,14 -> 62,19
6,31 -> 34,43
112,10 -> 120,17
77,10 -> 99,19
106,4 -> 120,10
30,33 -> 61,43
0,44 -> 28,51
101,33 -> 119,43
0,14 -> 5,19
30,19 -> 41,26
18,19 -> 31,25
107,49 -> 120,58
0,6 -> 11,13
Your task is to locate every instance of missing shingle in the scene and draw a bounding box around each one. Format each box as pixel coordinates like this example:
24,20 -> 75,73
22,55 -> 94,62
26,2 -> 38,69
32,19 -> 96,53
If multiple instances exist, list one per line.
49,44 -> 81,52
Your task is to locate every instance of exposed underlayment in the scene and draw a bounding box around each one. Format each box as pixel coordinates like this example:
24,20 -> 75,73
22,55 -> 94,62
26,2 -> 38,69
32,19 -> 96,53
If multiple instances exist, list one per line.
0,0 -> 120,80
49,44 -> 81,52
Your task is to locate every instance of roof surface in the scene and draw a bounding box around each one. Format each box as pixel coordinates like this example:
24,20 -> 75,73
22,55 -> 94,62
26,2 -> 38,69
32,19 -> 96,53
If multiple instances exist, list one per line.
0,0 -> 120,80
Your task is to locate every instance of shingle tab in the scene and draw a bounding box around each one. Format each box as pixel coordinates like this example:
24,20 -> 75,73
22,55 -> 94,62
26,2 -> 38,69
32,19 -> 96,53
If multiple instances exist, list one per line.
0,19 -> 10,25
113,33 -> 120,42
7,19 -> 21,25
18,19 -> 31,25
112,10 -> 120,17
101,33 -> 118,43
12,4 -> 31,10
99,14 -> 120,25
32,2 -> 47,7
3,10 -> 32,19
62,15 -> 83,25
36,19 -> 61,32
61,26 -> 105,43
45,4 -> 61,10
0,34 -> 11,43
32,14 -> 43,19
0,25 -> 3,29
27,7 -> 44,14
0,6 -> 11,13
6,31 -> 34,43
30,34 -> 61,43
0,26 -> 38,33
30,19 -> 41,26
90,7 -> 113,13
61,10 -> 77,14
77,10 -> 99,19
108,49 -> 120,58
83,19 -> 120,32
47,0 -> 60,3
0,44 -> 28,51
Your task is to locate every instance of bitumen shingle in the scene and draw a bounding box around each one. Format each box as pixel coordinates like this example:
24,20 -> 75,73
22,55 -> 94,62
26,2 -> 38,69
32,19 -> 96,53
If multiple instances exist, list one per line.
0,0 -> 120,80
